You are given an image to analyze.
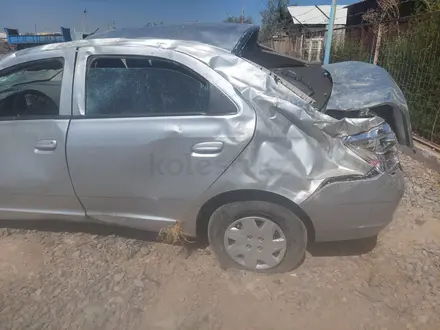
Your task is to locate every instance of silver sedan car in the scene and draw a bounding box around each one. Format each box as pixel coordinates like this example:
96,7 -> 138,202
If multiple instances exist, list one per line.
0,23 -> 411,273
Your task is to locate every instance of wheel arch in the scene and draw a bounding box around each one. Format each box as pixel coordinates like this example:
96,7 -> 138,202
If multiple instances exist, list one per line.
196,189 -> 315,242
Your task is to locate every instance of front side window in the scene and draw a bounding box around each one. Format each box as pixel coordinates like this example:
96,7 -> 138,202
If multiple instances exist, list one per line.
85,56 -> 236,116
0,59 -> 63,118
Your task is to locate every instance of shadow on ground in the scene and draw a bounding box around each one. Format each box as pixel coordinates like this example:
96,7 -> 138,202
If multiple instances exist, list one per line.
0,219 -> 378,258
306,236 -> 378,257
0,219 -> 159,242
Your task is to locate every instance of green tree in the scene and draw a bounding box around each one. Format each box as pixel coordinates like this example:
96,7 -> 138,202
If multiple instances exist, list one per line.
375,0 -> 440,142
224,14 -> 253,24
260,0 -> 292,40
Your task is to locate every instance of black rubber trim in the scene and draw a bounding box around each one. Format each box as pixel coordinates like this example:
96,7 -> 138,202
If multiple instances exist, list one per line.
0,115 -> 72,121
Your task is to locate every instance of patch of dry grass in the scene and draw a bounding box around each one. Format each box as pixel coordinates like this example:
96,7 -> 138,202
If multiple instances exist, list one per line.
157,222 -> 194,245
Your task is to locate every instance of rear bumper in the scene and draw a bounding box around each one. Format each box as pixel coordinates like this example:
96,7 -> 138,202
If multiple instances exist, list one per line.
300,168 -> 404,242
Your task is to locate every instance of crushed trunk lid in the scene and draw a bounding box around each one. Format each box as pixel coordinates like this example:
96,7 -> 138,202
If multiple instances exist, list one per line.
322,61 -> 413,147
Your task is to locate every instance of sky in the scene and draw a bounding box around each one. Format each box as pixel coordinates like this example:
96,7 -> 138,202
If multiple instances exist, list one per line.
0,0 -> 356,34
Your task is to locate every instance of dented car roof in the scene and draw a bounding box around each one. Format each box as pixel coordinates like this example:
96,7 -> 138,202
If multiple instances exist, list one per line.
88,22 -> 258,53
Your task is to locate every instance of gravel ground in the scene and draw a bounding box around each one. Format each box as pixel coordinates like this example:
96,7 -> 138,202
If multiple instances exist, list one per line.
0,153 -> 439,330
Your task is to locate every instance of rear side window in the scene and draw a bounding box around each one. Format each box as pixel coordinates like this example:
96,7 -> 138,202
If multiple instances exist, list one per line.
0,59 -> 63,118
85,56 -> 236,116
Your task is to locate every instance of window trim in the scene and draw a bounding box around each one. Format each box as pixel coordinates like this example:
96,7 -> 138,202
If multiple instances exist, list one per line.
83,54 -> 238,118
0,57 -> 66,121
87,56 -> 207,85
0,57 -> 64,78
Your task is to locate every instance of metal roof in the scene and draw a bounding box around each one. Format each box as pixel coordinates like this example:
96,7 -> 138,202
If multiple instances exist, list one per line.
0,37 -> 236,69
0,23 -> 259,66
287,5 -> 348,25
88,22 -> 258,52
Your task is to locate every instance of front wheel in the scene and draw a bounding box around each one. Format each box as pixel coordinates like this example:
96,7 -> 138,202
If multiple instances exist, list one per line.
208,201 -> 307,273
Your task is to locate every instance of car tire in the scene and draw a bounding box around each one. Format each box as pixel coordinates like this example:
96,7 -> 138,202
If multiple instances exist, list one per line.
208,201 -> 307,273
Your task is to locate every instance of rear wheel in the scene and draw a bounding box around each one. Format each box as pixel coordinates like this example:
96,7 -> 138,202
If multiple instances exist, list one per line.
208,201 -> 307,273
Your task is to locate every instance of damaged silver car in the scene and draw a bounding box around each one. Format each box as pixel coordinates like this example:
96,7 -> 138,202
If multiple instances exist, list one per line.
0,23 -> 411,273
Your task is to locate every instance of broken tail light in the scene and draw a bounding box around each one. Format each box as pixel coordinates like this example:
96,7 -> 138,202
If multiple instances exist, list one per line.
343,123 -> 399,173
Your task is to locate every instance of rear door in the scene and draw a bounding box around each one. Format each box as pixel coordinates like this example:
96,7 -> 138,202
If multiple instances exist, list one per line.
0,49 -> 85,220
67,46 -> 255,231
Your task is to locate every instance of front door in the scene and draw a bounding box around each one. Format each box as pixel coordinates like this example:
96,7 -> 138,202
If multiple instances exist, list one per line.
0,50 -> 85,220
67,46 -> 255,232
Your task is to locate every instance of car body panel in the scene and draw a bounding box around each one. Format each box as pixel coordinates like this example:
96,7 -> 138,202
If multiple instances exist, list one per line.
301,169 -> 404,241
0,119 -> 85,221
0,48 -> 85,221
127,39 -> 400,237
66,45 -> 255,231
0,25 -> 408,243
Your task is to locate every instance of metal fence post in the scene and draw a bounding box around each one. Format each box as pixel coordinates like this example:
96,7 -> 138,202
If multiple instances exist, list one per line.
324,0 -> 337,64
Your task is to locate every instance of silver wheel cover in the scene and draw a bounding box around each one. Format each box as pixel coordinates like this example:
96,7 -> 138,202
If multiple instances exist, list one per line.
223,216 -> 287,270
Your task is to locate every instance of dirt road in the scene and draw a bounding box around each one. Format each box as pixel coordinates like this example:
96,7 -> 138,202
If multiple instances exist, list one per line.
0,153 -> 439,330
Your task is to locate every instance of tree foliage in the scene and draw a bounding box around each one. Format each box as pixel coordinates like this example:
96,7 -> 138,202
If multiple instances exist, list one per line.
0,41 -> 13,55
349,0 -> 440,142
380,0 -> 440,142
260,0 -> 293,40
224,15 -> 253,24
329,0 -> 440,142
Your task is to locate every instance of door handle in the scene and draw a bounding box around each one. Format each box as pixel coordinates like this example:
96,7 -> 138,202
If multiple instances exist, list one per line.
191,142 -> 224,154
34,139 -> 57,152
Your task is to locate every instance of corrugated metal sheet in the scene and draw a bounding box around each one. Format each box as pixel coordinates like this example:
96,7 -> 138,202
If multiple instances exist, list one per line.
287,5 -> 347,25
